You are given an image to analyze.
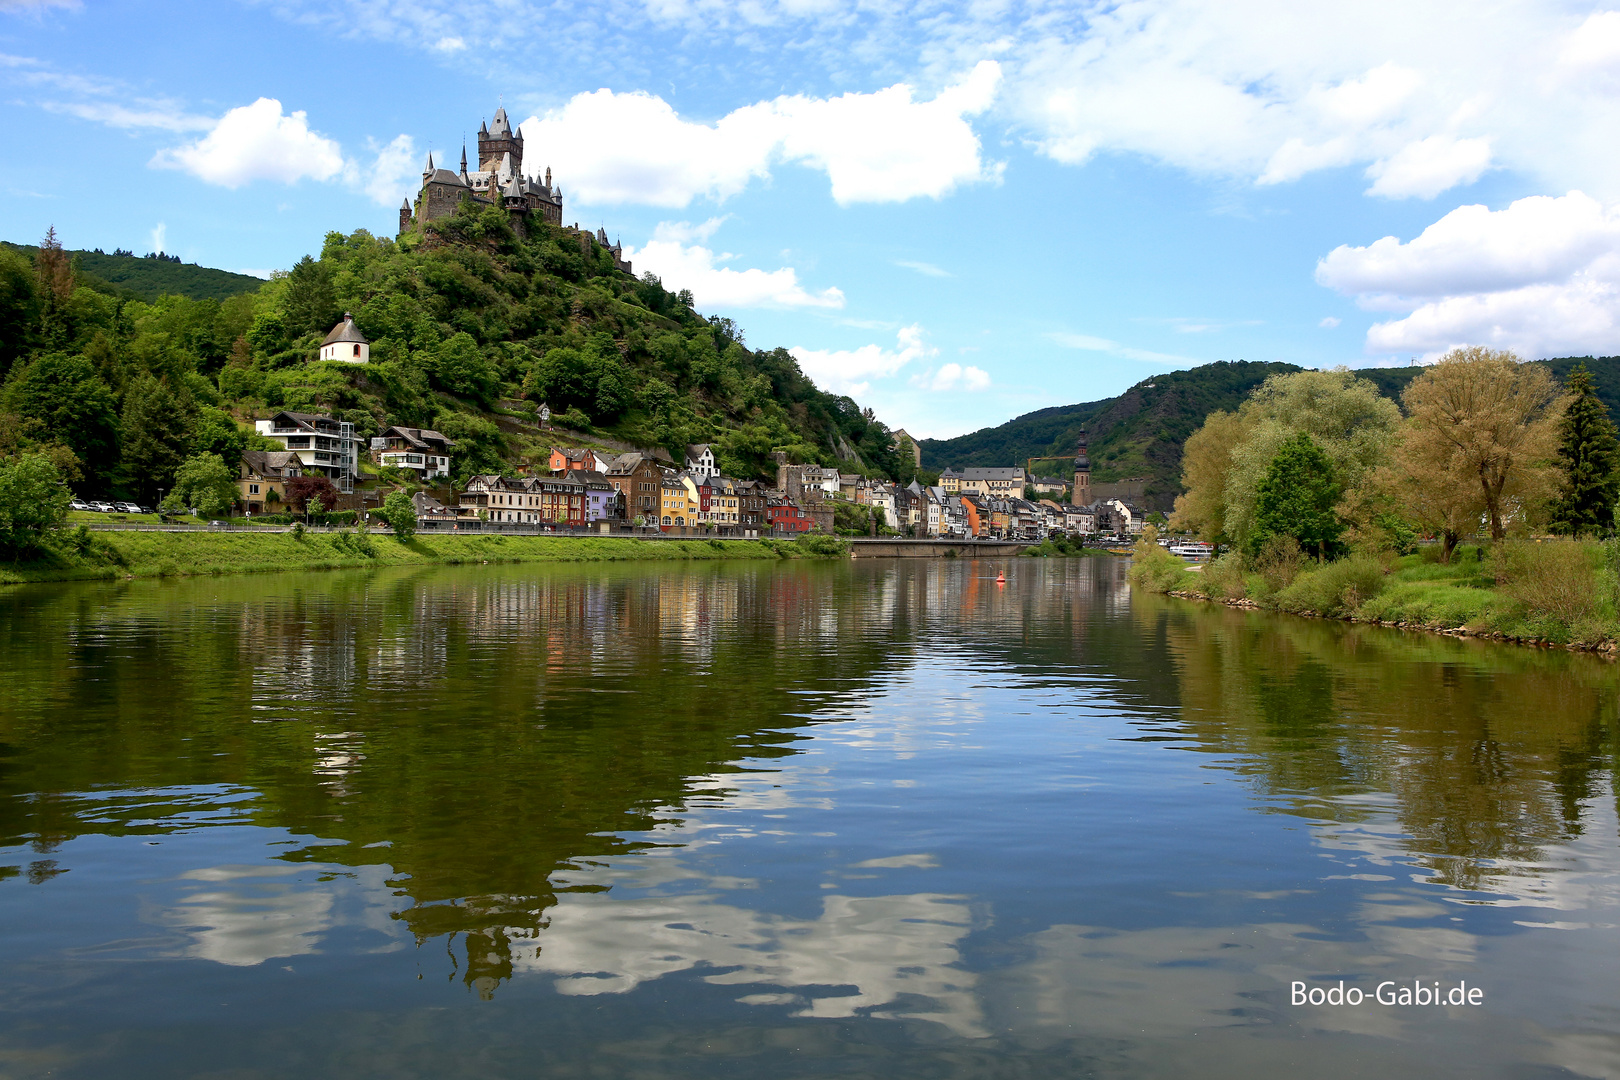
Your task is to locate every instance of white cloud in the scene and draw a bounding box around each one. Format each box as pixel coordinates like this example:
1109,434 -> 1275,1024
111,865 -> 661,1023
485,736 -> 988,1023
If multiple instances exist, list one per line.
1364,135 -> 1492,199
520,61 -> 1001,208
362,133 -> 420,207
49,100 -> 213,132
1013,2 -> 1620,201
914,362 -> 991,392
150,222 -> 166,255
1319,316 -> 1341,328
1316,191 -> 1620,357
895,260 -> 952,278
0,0 -> 79,11
432,35 -> 465,52
628,220 -> 844,310
791,324 -> 934,396
153,98 -> 345,188
1046,331 -> 1196,365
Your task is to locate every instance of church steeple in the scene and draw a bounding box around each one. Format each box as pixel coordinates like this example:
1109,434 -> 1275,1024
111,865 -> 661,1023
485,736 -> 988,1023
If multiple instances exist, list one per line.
1072,427 -> 1091,505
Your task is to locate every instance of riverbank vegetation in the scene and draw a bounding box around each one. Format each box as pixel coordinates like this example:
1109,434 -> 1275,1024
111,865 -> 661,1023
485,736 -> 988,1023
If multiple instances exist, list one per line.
1133,348 -> 1620,649
0,529 -> 850,585
1,215 -> 920,509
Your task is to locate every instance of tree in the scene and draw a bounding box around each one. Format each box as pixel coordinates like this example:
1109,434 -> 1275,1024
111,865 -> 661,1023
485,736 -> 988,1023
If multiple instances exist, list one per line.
120,374 -> 192,502
429,332 -> 500,405
285,474 -> 339,514
3,352 -> 119,487
1547,363 -> 1620,536
0,453 -> 70,554
282,255 -> 340,338
1401,347 -> 1562,542
190,406 -> 247,469
0,246 -> 41,378
1220,369 -> 1401,552
1246,433 -> 1344,560
1171,409 -> 1254,543
382,489 -> 416,541
160,453 -> 237,518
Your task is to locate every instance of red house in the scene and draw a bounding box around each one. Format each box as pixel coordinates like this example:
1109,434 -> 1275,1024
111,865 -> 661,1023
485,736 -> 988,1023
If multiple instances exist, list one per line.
767,499 -> 812,534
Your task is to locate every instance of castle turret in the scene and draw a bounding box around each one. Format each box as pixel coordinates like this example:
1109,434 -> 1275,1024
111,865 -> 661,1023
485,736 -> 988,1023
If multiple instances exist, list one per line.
399,198 -> 412,235
1073,428 -> 1091,505
421,152 -> 434,182
478,104 -> 523,175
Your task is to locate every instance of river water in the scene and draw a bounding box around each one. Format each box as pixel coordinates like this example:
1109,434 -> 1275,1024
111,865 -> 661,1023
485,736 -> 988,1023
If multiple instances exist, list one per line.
1,557 -> 1618,1078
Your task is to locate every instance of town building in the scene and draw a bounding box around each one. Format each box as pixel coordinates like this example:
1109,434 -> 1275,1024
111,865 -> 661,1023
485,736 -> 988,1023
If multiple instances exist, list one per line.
254,411 -> 360,491
767,498 -> 813,533
549,447 -> 607,473
956,467 -> 1026,498
319,314 -> 369,364
238,450 -> 301,513
685,444 -> 718,478
376,425 -> 455,479
1073,429 -> 1091,506
599,452 -> 665,522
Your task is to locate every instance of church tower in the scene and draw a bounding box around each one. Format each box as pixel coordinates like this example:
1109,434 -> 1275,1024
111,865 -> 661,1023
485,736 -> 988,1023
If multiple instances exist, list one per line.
1073,428 -> 1091,506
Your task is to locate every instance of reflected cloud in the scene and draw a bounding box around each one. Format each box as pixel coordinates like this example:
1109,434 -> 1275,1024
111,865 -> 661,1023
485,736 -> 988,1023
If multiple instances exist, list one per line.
517,889 -> 985,1036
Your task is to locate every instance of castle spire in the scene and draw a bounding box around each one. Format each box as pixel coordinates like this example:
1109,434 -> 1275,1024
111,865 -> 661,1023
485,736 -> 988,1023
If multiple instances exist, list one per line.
421,151 -> 434,179
460,142 -> 467,173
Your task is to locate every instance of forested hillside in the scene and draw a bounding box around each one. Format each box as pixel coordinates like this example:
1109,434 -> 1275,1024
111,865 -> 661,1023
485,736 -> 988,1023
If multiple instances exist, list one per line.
0,241 -> 266,303
0,205 -> 917,501
923,356 -> 1620,505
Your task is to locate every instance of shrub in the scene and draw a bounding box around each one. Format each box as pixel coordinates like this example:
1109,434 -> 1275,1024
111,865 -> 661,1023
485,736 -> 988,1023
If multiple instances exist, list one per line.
1271,556 -> 1388,618
1252,534 -> 1304,595
1492,539 -> 1601,625
1127,526 -> 1194,593
1196,552 -> 1248,600
794,533 -> 850,557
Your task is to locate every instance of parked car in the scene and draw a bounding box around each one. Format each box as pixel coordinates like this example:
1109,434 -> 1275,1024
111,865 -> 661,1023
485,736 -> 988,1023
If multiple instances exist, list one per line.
90,501 -> 116,513
115,502 -> 143,514
70,500 -> 90,512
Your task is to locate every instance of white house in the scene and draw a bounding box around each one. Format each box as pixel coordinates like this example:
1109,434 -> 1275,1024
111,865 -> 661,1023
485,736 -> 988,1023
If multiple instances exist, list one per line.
685,444 -> 719,479
320,313 -> 369,364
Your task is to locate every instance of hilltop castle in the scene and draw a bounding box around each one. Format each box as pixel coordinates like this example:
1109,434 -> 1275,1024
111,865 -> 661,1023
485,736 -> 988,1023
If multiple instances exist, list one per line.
398,105 -> 632,273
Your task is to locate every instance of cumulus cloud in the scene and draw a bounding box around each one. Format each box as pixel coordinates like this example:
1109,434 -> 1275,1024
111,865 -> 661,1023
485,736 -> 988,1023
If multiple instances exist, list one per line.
913,362 -> 991,392
791,324 -> 934,396
1316,190 -> 1620,357
153,98 -> 344,188
627,219 -> 844,309
520,61 -> 1001,208
1014,1 -> 1620,200
361,133 -> 421,207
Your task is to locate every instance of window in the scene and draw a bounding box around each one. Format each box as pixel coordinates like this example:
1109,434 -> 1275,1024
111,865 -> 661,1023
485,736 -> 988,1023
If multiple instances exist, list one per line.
353,344 -> 361,357
249,484 -> 260,495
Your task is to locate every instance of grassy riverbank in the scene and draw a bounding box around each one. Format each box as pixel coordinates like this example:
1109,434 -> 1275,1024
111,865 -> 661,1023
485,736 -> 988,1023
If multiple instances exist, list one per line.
1129,534 -> 1620,651
0,529 -> 850,585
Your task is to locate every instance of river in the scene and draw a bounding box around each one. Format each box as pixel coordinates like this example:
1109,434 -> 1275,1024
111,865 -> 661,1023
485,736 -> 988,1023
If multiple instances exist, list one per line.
0,557 -> 1617,1078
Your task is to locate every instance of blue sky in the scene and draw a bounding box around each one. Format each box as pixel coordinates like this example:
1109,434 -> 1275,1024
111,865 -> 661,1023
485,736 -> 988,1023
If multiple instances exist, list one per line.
5,0 -> 1620,438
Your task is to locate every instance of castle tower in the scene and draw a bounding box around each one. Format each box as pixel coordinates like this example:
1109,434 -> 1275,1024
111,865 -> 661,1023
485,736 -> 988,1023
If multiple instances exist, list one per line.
399,198 -> 412,234
1073,428 -> 1091,506
478,105 -> 523,175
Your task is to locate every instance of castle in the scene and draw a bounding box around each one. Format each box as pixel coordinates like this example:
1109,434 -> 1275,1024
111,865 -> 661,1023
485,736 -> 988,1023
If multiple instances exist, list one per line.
397,105 -> 632,274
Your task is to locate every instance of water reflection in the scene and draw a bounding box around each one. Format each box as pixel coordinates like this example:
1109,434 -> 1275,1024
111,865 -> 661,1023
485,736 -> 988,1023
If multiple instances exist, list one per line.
1,558 -> 1619,1077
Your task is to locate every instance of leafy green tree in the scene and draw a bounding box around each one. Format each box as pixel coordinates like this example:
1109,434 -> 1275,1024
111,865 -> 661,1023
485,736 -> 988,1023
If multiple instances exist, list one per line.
160,452 -> 237,518
3,352 -> 119,488
0,453 -> 70,554
1548,363 -> 1620,536
1246,433 -> 1344,561
121,374 -> 192,502
0,247 -> 41,378
190,406 -> 247,469
282,255 -> 340,338
430,332 -> 500,405
382,489 -> 416,540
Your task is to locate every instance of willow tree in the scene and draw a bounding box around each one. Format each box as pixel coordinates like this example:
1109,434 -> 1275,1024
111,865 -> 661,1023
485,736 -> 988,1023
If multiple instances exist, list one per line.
1400,347 -> 1563,542
1175,369 -> 1400,552
1547,363 -> 1620,536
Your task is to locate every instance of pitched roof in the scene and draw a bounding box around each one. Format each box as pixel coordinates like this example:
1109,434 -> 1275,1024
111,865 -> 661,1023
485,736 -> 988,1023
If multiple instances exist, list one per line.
241,449 -> 301,478
322,313 -> 368,346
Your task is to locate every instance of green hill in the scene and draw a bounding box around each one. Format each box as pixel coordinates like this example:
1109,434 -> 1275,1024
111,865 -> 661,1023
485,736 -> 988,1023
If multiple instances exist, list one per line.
923,356 -> 1620,509
0,204 -> 916,501
1,241 -> 267,302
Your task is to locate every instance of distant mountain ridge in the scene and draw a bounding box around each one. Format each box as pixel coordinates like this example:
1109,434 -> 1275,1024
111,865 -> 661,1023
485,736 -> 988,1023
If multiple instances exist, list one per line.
922,356 -> 1620,510
1,241 -> 267,302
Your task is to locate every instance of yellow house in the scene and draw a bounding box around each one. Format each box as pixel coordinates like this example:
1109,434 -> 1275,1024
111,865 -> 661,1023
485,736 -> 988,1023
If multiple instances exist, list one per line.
660,475 -> 698,529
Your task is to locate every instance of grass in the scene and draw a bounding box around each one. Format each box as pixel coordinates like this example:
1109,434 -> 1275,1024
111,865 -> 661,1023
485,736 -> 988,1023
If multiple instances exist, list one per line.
1132,538 -> 1620,650
0,529 -> 848,585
